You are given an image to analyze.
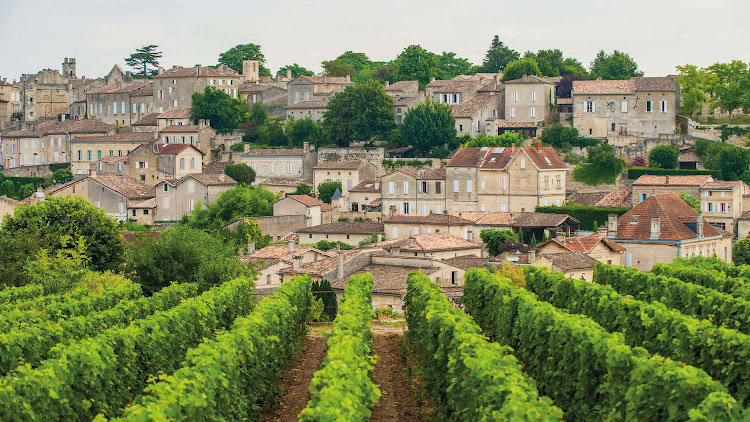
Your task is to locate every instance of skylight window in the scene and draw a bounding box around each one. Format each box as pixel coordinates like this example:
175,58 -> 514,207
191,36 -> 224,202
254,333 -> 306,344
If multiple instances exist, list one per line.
630,215 -> 640,224
544,157 -> 552,164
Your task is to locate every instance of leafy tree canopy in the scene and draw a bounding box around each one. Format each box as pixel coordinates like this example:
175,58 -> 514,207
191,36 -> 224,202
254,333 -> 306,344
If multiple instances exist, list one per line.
181,185 -> 277,231
589,50 -> 644,80
477,35 -> 520,73
277,63 -> 314,78
317,181 -> 342,204
648,144 -> 679,169
480,229 -> 522,256
436,51 -> 473,79
286,118 -> 324,148
239,103 -> 269,143
733,235 -> 750,265
676,64 -> 709,116
461,132 -> 524,148
256,118 -> 289,146
704,60 -> 750,123
125,45 -> 162,78
224,163 -> 256,185
322,80 -> 395,145
50,168 -> 73,184
217,43 -> 271,77
191,86 -> 249,133
400,100 -> 456,155
678,193 -> 701,214
393,45 -> 440,89
501,57 -> 542,82
292,183 -> 312,196
572,142 -> 624,186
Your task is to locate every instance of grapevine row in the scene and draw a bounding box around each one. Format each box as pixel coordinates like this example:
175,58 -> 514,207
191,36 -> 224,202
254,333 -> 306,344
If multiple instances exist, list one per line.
108,275 -> 312,421
594,263 -> 750,334
653,262 -> 750,301
299,273 -> 380,421
0,276 -> 257,421
463,268 -> 744,421
405,271 -> 563,421
0,282 -> 199,375
526,266 -> 750,405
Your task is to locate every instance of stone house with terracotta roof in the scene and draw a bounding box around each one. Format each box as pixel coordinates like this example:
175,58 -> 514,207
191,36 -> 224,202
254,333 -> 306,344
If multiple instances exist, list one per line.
381,167 -> 446,217
152,65 -> 240,112
348,180 -> 381,213
242,240 -> 333,286
287,75 -> 354,105
452,93 -> 504,137
737,212 -> 750,239
608,193 -> 733,271
385,212 -> 474,240
384,80 -> 419,100
426,78 -> 484,105
70,131 -> 155,175
572,76 -> 677,138
284,100 -> 328,122
2,119 -> 115,171
446,145 -> 568,213
86,81 -> 153,126
297,222 -> 384,245
536,230 -> 626,265
90,155 -> 129,177
631,174 -> 714,206
391,96 -> 421,124
368,232 -> 484,260
312,160 -> 377,207
0,195 -> 21,221
260,177 -> 312,197
699,180 -> 750,234
132,113 -> 159,132
272,194 -> 334,227
154,172 -> 236,222
486,75 -> 556,138
567,188 -> 632,208
240,83 -> 287,116
127,143 -> 206,183
0,78 -> 21,129
238,142 -> 318,181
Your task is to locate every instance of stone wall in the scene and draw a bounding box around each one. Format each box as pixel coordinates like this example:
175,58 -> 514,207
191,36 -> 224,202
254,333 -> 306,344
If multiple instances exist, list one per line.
251,215 -> 307,241
318,147 -> 385,174
0,164 -> 54,178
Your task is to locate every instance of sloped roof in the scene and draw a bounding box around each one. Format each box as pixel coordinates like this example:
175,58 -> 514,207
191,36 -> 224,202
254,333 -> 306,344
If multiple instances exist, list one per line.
331,264 -> 440,295
538,234 -> 626,253
3,119 -> 115,137
262,177 -> 312,187
572,79 -> 633,95
349,180 -> 380,193
94,155 -> 128,164
129,197 -> 157,209
701,181 -> 747,190
160,125 -> 200,133
132,113 -> 160,126
615,193 -> 722,241
441,255 -> 489,270
153,66 -> 239,79
185,173 -> 237,186
294,75 -> 354,85
157,108 -> 192,119
449,211 -> 513,226
369,233 -> 481,252
278,248 -> 363,276
385,80 -> 418,92
451,93 -> 501,118
385,213 -> 475,226
511,212 -> 579,228
242,148 -> 304,156
679,151 -> 701,163
297,222 -> 384,234
243,243 -> 331,265
314,160 -> 366,170
275,194 -> 324,208
71,131 -> 155,144
430,79 -> 480,93
631,77 -> 676,92
89,81 -> 152,95
447,146 -> 566,170
543,252 -> 598,270
595,189 -> 632,208
632,175 -> 714,186
91,176 -> 155,200
391,97 -> 421,107
383,167 -> 445,180
150,143 -> 206,156
503,75 -> 554,85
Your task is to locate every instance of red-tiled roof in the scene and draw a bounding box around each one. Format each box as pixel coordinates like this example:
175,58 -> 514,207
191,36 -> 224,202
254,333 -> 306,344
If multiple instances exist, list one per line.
185,173 -> 237,186
157,108 -> 192,119
331,264 -> 440,295
616,193 -> 722,241
314,160 -> 366,170
369,233 -> 481,253
276,194 -> 324,207
297,222 -> 384,234
151,143 -> 206,156
451,93 -> 500,118
441,255 -> 489,270
160,125 -> 200,133
91,176 -> 155,200
631,77 -> 676,92
632,175 -> 714,186
538,234 -> 626,253
503,75 -> 554,85
349,180 -> 380,192
385,80 -> 418,92
446,146 -> 566,170
285,100 -> 329,110
595,189 -> 632,208
572,79 -> 633,95
89,81 -> 152,95
153,66 -> 239,79
132,113 -> 159,126
385,213 -> 475,225
701,181 -> 747,190
543,252 -> 598,270
3,119 -> 115,138
262,177 -> 312,187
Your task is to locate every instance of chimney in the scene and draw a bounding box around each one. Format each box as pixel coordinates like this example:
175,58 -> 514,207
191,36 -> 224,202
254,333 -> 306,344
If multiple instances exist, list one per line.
345,75 -> 350,82
336,244 -> 344,280
597,227 -> 607,238
392,245 -> 401,256
696,215 -> 704,238
288,239 -> 296,254
389,205 -> 397,217
384,80 -> 390,87
650,216 -> 661,239
528,248 -> 536,263
247,240 -> 255,255
36,186 -> 42,193
536,140 -> 542,151
158,66 -> 165,75
522,74 -> 527,79
303,141 -> 310,154
286,68 -> 292,79
219,174 -> 225,182
665,175 -> 670,185
195,64 -> 200,76
467,230 -> 474,242
556,230 -> 565,242
429,77 -> 435,83
323,75 -> 327,84
607,214 -> 618,238
293,255 -> 302,271
408,236 -> 417,249
377,233 -> 382,242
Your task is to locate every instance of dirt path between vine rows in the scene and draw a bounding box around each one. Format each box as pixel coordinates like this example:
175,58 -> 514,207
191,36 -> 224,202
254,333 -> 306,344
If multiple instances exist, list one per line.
370,332 -> 435,422
260,334 -> 328,421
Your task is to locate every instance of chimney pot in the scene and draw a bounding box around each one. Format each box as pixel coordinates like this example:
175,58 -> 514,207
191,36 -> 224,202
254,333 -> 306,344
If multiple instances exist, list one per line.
408,236 -> 417,248
528,248 -> 536,262
288,239 -> 296,254
384,80 -> 389,87
293,255 -> 302,271
336,245 -> 344,280
377,233 -> 382,242
607,214 -> 618,238
696,215 -> 704,238
650,216 -> 661,239
430,77 -> 436,83
286,68 -> 292,79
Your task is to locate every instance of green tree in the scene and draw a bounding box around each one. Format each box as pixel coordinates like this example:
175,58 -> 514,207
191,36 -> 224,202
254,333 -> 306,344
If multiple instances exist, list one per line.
124,45 -> 162,78
332,51 -> 373,73
24,238 -> 88,294
322,80 -> 395,145
312,279 -> 338,320
322,60 -> 356,77
239,103 -> 269,143
50,168 -> 73,184
676,64 -> 709,116
705,60 -> 750,123
0,179 -> 14,197
461,132 -> 524,147
733,235 -> 750,265
501,57 -> 542,82
477,35 -> 520,73
541,124 -> 581,148
524,49 -> 565,77
313,240 -> 355,251
0,196 -> 124,274
436,51 -> 473,79
218,43 -> 271,77
18,183 -> 34,199
400,99 -> 456,155
562,57 -> 588,77
678,193 -> 701,214
648,144 -> 679,169
224,163 -> 256,185
393,45 -> 440,89
292,183 -> 312,196
317,181 -> 342,204
277,63 -> 314,78
286,118 -> 324,148
216,218 -> 270,253
257,118 -> 289,146
572,143 -> 624,185
589,50 -> 644,80
715,146 -> 750,180
182,185 -> 277,231
125,225 -> 251,295
480,229 -> 522,256
191,86 -> 249,133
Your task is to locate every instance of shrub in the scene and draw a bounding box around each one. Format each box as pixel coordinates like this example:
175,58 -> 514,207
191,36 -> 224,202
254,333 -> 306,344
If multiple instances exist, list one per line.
535,204 -> 630,231
649,144 -> 679,169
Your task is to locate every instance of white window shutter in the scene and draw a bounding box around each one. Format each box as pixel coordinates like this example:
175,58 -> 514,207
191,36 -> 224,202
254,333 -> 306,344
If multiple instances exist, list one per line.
591,101 -> 595,113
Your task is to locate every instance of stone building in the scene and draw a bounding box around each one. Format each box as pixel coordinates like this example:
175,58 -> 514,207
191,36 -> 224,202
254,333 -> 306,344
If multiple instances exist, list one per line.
446,145 -> 568,213
0,195 -> 21,220
384,213 -> 474,239
381,167 -> 446,216
242,241 -> 333,287
312,160 -> 377,208
535,230 -> 626,266
391,97 -> 420,124
238,142 -> 318,181
260,177 -> 312,197
287,75 -> 354,105
296,222 -> 384,245
699,180 -> 750,234
572,77 -> 677,138
285,100 -> 328,122
154,173 -> 237,222
631,174 -> 714,206
272,194 -> 334,227
151,65 -> 240,112
86,81 -> 153,126
384,80 -> 419,99
485,74 -> 557,138
132,113 -> 159,132
609,193 -> 733,271
0,78 -> 21,129
452,93 -> 504,137
425,78 -> 483,105
126,143 -> 205,183
69,131 -> 154,175
240,83 -> 288,116
348,180 -> 381,213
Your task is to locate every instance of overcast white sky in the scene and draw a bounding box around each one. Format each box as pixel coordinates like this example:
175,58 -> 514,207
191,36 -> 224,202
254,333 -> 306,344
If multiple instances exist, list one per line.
1,0 -> 748,81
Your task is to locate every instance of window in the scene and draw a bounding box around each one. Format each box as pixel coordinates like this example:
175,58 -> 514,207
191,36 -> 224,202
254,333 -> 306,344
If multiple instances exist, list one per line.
530,107 -> 536,118
454,168 -> 459,175
639,193 -> 648,202
172,100 -> 177,107
492,109 -> 498,118
453,180 -> 459,193
403,182 -> 409,195
509,107 -> 515,118
453,205 -> 459,211
420,181 -> 428,194
435,182 -> 441,194
556,175 -> 561,189
520,158 -> 525,169
219,79 -> 224,85
188,181 -> 195,194
97,162 -> 103,171
97,150 -> 102,159
621,101 -> 628,112
392,227 -> 398,239
188,198 -> 194,211
420,204 -> 427,214
140,175 -> 145,181
466,180 -> 472,193
531,91 -> 537,102
501,177 -> 506,190
87,150 -> 92,161
269,162 -> 274,173
403,202 -> 411,214
304,91 -> 309,101
169,86 -> 174,93
646,100 -> 653,112
78,150 -> 82,161
250,162 -> 256,169
481,180 -> 485,190
180,158 -> 185,170
585,101 -> 594,113
191,158 -> 196,169
113,102 -> 117,114
118,163 -> 122,172
544,175 -> 550,190
466,205 -> 473,211
475,120 -> 480,131
388,182 -> 394,195
121,102 -> 125,114
133,103 -> 137,114
661,100 -> 667,112
435,204 -> 441,214
612,123 -> 616,132
500,203 -> 507,212
513,91 -> 518,102
164,184 -> 168,192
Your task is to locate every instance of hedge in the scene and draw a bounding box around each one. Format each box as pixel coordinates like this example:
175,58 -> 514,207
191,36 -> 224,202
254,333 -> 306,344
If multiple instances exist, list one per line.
627,167 -> 722,180
0,285 -> 45,305
534,205 -> 630,231
526,266 -> 750,406
594,264 -> 750,335
653,262 -> 750,301
299,273 -> 380,421
112,275 -> 312,421
463,268 -> 743,421
404,271 -> 563,421
673,256 -> 750,281
48,163 -> 70,172
0,276 -> 257,421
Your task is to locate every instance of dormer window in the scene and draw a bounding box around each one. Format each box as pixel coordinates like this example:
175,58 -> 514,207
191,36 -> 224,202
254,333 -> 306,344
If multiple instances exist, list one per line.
630,215 -> 640,224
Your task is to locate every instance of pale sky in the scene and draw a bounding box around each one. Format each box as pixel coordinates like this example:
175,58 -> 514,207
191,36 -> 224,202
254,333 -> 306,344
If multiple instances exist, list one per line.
1,0 -> 748,82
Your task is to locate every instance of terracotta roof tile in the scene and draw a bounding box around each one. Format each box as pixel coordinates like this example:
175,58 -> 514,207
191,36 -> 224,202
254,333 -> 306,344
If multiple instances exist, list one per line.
446,146 -> 566,170
595,188 -> 632,208
441,255 -> 489,270
349,180 -> 380,192
331,264 -> 440,295
262,177 -> 312,187
285,100 -> 330,110
295,75 -> 354,85
244,244 -> 329,265
538,234 -> 626,253
573,79 -> 633,95
157,108 -> 192,119
503,75 -> 554,85
391,97 -> 421,107
369,232 -> 481,253
278,249 -> 362,276
430,79 -> 481,93
91,176 -> 155,200
89,81 -> 152,95
3,119 -> 115,137
616,193 -> 722,241
385,80 -> 418,92
701,181 -> 747,190
150,143 -> 206,156
451,93 -> 500,118
132,113 -> 160,126
632,175 -> 714,186
153,66 -> 239,79
631,77 -> 676,92
298,222 -> 384,234
543,252 -> 598,270
314,160 -> 366,170
382,167 -> 445,180
94,155 -> 128,164
186,173 -> 237,186
129,197 -> 157,208
277,194 -> 324,207
449,211 -> 513,225
203,161 -> 231,174
70,131 -> 155,144
385,213 -> 475,225
159,124 -> 200,133
568,191 -> 610,206
679,151 -> 701,162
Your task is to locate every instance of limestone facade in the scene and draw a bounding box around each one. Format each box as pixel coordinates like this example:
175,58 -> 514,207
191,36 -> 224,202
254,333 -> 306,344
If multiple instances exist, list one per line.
86,81 -> 153,126
151,65 -> 240,112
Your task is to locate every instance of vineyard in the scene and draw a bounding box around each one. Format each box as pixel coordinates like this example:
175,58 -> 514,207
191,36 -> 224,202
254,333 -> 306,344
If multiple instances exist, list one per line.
1,256 -> 750,421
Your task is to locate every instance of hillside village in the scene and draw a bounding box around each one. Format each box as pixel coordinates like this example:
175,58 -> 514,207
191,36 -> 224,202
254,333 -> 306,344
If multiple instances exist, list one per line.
1,8 -> 750,418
